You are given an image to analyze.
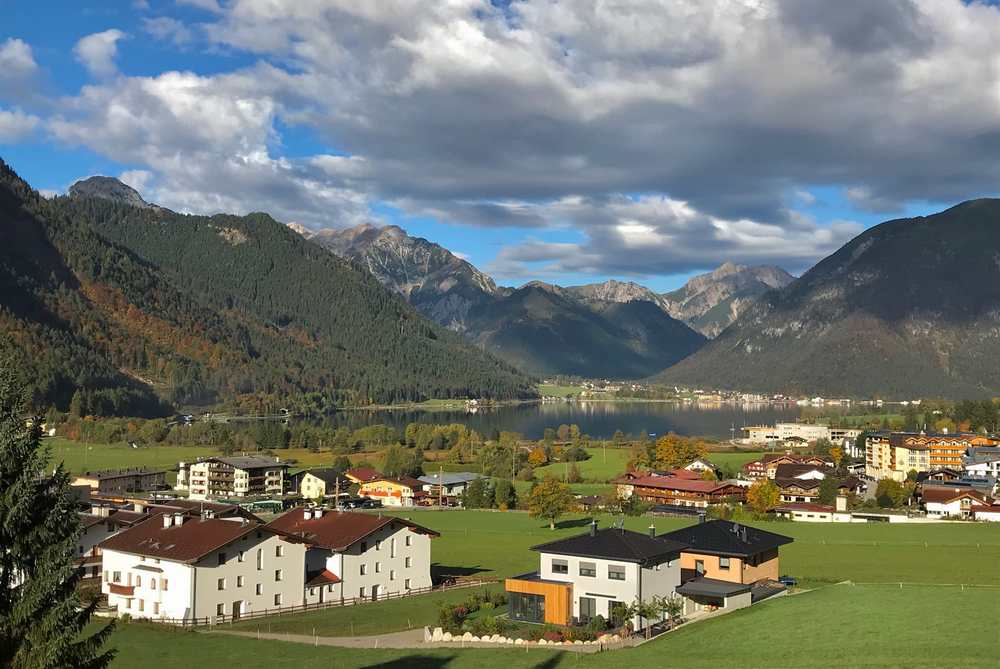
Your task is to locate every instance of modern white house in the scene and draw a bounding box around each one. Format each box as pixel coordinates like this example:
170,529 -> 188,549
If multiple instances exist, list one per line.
264,507 -> 438,602
921,487 -> 991,518
417,472 -> 483,499
99,513 -> 309,621
505,522 -> 687,628
177,456 -> 287,500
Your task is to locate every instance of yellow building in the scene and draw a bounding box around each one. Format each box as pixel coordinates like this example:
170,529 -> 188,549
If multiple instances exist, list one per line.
358,476 -> 425,507
865,433 -> 930,482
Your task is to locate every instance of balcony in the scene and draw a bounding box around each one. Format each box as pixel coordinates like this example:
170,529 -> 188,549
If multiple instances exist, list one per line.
108,583 -> 135,596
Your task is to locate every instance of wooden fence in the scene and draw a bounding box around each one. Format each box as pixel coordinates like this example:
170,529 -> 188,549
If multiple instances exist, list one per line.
154,577 -> 500,628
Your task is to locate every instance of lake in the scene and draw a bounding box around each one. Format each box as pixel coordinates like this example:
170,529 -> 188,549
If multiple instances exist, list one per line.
324,401 -> 804,440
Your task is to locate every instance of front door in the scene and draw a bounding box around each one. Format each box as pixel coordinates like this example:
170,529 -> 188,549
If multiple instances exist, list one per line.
371,585 -> 380,601
231,601 -> 243,620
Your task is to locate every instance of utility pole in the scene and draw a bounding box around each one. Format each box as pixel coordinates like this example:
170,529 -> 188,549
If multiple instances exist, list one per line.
438,466 -> 444,508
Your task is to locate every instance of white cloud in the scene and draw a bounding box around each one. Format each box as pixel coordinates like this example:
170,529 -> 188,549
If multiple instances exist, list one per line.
0,108 -> 39,142
119,169 -> 154,194
74,29 -> 128,78
143,17 -> 193,46
0,38 -> 39,102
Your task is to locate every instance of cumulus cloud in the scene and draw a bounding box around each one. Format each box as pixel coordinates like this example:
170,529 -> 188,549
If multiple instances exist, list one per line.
0,38 -> 39,102
0,108 -> 39,142
74,29 -> 128,78
142,17 -> 193,46
41,0 -> 1000,280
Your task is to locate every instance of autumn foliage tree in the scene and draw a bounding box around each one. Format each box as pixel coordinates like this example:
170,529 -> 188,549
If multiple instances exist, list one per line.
653,433 -> 708,471
746,479 -> 780,515
528,476 -> 575,529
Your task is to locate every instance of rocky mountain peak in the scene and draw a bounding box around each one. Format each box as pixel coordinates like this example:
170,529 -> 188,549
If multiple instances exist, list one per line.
69,176 -> 155,209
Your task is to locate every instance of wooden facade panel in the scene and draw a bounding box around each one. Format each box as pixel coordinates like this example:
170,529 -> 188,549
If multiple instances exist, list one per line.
505,577 -> 572,625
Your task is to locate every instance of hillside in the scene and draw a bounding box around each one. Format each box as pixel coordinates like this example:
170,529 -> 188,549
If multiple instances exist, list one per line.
304,224 -> 707,378
656,200 -> 1000,397
464,283 -> 705,378
662,263 -> 794,337
0,161 -> 536,415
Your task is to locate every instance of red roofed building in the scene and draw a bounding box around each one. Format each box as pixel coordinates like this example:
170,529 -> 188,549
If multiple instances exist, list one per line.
615,475 -> 746,508
266,508 -> 438,601
345,468 -> 382,485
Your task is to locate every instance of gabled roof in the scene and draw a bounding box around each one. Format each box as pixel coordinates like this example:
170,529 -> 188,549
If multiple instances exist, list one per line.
76,468 -> 165,480
345,467 -> 382,483
531,526 -> 687,565
300,468 -> 352,487
418,472 -> 483,486
264,509 -> 438,551
623,476 -> 739,494
773,463 -> 830,479
921,487 -> 990,505
99,514 -> 285,563
209,456 -> 288,470
658,519 -> 793,559
362,475 -> 424,490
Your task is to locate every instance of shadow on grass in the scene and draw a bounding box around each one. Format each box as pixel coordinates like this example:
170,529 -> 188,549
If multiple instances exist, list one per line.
531,655 -> 568,669
359,655 -> 454,669
431,564 -> 491,581
553,516 -> 594,530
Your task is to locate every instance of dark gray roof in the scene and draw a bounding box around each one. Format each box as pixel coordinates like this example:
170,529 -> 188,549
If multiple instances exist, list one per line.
418,472 -> 482,486
212,456 -> 288,470
531,526 -> 686,565
658,519 -> 793,559
676,577 -> 752,598
301,468 -> 351,487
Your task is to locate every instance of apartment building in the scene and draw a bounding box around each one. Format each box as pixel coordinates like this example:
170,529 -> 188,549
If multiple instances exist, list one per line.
358,476 -> 426,507
100,513 -> 308,621
865,432 -> 930,482
178,456 -> 287,500
265,508 -> 438,601
741,423 -> 861,446
615,474 -> 746,508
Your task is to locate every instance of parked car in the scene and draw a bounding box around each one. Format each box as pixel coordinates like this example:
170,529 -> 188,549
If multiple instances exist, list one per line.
778,575 -> 797,587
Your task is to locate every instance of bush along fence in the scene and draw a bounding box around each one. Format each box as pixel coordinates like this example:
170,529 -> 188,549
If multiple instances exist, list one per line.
148,578 -> 499,628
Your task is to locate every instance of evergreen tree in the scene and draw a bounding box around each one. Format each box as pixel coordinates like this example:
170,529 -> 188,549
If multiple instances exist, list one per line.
0,368 -> 115,668
492,478 -> 517,510
461,477 -> 492,509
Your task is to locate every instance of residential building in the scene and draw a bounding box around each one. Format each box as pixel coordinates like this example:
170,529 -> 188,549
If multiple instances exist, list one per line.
344,468 -> 382,485
659,519 -> 793,615
290,469 -> 351,501
771,495 -> 852,523
265,508 -> 438,602
99,513 -> 308,621
615,475 -> 746,508
742,454 -> 830,481
72,468 -> 166,495
76,508 -> 148,579
179,457 -> 287,500
682,458 -> 718,475
505,522 -> 687,627
921,487 -> 992,518
358,476 -> 426,507
970,505 -> 1000,522
963,447 -> 1000,479
417,472 -> 483,500
865,432 -> 930,482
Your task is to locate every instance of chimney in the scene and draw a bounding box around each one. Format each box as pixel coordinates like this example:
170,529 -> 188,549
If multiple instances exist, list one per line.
163,514 -> 172,528
173,512 -> 184,526
589,519 -> 598,537
133,502 -> 145,513
303,509 -> 312,520
314,508 -> 323,518
648,524 -> 656,539
698,512 -> 707,524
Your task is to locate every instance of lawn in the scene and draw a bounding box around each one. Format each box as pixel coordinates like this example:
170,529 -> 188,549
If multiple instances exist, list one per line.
532,446 -> 630,482
703,450 -> 765,472
106,584 -> 1000,668
537,384 -> 581,397
46,437 -> 336,477
227,584 -> 501,637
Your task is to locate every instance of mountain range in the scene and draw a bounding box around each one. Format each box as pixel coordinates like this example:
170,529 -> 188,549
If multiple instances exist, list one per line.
299,225 -> 785,377
0,163 -> 536,417
657,199 -> 1000,397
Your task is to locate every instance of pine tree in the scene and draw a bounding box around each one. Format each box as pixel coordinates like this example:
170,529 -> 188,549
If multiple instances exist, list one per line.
0,367 -> 115,668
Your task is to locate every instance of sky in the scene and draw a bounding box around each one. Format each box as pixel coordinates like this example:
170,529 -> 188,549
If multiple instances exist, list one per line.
2,1 -> 999,291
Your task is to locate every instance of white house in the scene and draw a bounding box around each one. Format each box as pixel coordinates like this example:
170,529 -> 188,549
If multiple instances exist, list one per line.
682,458 -> 717,474
264,508 -> 438,602
922,487 -> 991,518
970,505 -> 1000,522
178,456 -> 287,500
99,512 -> 308,621
504,522 -> 686,628
76,508 -> 148,579
417,472 -> 482,499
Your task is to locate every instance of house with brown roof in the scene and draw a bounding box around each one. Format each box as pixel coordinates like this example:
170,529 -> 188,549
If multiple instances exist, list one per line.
614,474 -> 746,508
921,486 -> 992,518
344,467 -> 382,485
99,512 -> 309,621
72,468 -> 167,495
265,508 -> 438,602
75,507 -> 149,580
358,476 -> 427,507
742,454 -> 830,480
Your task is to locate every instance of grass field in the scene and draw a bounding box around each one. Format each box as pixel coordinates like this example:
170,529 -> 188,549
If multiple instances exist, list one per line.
537,384 -> 581,398
106,583 -> 1000,668
46,438 -> 337,479
532,446 -> 630,482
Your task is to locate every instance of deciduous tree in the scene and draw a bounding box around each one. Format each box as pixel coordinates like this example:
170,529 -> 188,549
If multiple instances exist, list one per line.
528,476 -> 575,529
746,479 -> 780,515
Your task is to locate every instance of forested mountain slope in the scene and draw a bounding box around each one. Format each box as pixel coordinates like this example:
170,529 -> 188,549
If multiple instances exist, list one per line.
0,161 -> 535,415
656,200 -> 1000,397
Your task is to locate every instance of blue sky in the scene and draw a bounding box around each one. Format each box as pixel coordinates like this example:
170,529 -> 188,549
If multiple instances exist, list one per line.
1,1 -> 995,291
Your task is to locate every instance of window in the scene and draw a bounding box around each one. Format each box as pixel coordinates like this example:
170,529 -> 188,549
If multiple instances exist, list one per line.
404,557 -> 412,568
360,564 -> 367,576
360,541 -> 367,552
103,571 -> 109,583
255,584 -> 263,596
359,587 -> 365,598
112,571 -> 121,584
405,578 -> 411,590
327,585 -> 335,593
390,570 -> 396,581
150,579 -> 156,591
390,537 -> 397,558
375,562 -> 381,574
216,603 -> 224,616
275,545 -> 284,558
405,535 -> 412,547
217,578 -> 226,591
579,597 -> 596,622
274,569 -> 283,582
376,540 -> 381,551
238,551 -> 246,563
608,565 -> 626,581
256,548 -> 263,570
135,576 -> 142,588
309,587 -> 316,597
509,592 -> 545,623
237,575 -> 245,587
579,562 -> 596,577
274,593 -> 282,606
609,601 -> 629,627
138,599 -> 144,612
161,578 -> 168,591
719,557 -> 731,571
551,559 -> 568,575
218,552 -> 227,566
695,560 -> 705,575
153,602 -> 159,615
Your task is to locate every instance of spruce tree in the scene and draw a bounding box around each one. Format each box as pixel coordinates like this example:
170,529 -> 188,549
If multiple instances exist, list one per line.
0,369 -> 115,668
